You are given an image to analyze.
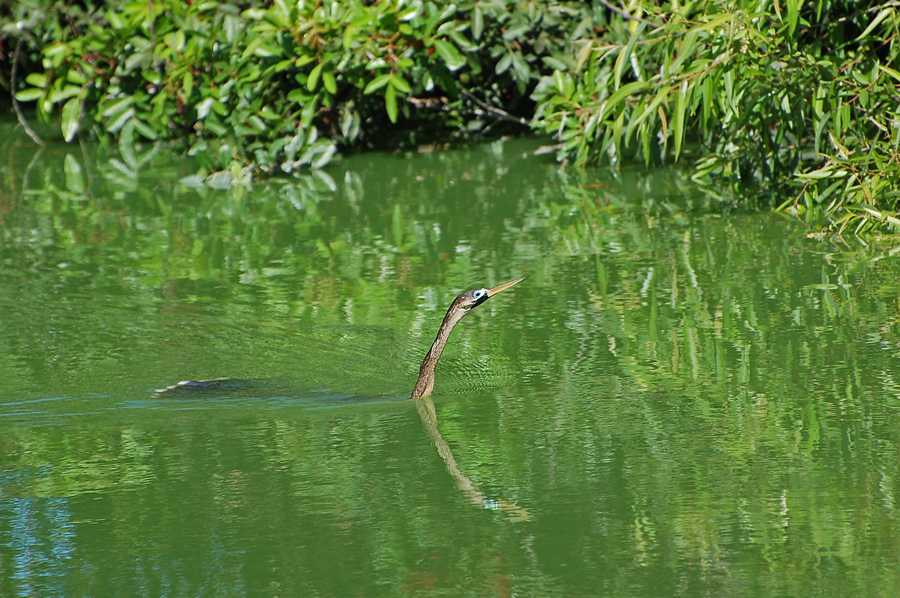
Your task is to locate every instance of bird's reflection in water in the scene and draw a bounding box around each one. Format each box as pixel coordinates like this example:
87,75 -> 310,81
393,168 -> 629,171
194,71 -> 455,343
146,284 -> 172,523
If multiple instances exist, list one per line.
415,395 -> 530,522
156,277 -> 529,519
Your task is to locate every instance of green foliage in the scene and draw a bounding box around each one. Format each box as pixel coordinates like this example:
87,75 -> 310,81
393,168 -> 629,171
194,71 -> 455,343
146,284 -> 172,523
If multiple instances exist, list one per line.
5,0 -> 595,177
533,0 -> 900,232
6,0 -> 900,232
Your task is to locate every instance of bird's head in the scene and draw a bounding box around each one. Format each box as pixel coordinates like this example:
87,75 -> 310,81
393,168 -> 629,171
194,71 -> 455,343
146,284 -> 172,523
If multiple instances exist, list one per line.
451,277 -> 525,313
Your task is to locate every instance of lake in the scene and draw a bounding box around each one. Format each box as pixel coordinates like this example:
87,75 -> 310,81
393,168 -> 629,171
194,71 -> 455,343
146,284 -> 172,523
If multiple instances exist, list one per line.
2,126 -> 899,597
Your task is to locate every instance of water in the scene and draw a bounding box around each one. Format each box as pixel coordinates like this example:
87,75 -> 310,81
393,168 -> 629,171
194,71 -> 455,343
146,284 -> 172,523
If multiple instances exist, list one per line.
2,126 -> 900,597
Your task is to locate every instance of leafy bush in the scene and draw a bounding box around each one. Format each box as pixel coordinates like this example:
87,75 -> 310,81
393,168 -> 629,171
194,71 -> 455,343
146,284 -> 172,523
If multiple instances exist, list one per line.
5,0 -> 594,177
533,0 -> 900,232
5,0 -> 900,232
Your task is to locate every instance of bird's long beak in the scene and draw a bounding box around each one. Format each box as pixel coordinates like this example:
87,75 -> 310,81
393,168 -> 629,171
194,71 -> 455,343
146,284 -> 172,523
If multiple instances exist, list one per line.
486,277 -> 525,297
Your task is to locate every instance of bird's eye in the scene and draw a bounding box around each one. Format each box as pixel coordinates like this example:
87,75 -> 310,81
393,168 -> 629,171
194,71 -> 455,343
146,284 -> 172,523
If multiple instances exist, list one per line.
473,289 -> 486,300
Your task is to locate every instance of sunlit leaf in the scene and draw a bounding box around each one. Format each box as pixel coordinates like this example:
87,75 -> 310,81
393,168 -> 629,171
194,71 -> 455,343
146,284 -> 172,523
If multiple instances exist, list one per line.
786,0 -> 800,37
496,53 -> 512,75
364,73 -> 391,94
856,7 -> 893,41
673,82 -> 686,159
385,82 -> 398,123
434,40 -> 465,71
307,62 -> 323,92
390,74 -> 411,94
472,6 -> 484,40
614,24 -> 644,89
61,97 -> 81,142
15,88 -> 43,102
322,70 -> 337,94
576,41 -> 594,72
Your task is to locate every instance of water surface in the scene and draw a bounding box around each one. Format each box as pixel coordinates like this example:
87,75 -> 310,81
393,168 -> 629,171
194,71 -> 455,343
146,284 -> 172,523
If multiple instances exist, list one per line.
1,127 -> 900,597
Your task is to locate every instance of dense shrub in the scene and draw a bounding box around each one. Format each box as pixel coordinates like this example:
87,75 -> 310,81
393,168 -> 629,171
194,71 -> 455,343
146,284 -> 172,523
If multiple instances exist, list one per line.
533,0 -> 900,232
4,0 -> 900,231
4,0 -> 594,177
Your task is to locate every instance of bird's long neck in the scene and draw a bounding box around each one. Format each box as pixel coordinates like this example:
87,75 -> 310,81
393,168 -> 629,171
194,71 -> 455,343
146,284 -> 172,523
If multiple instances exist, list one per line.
411,304 -> 467,399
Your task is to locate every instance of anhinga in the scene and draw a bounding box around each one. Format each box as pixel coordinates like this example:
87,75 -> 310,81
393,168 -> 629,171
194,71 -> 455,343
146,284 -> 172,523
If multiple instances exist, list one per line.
156,277 -> 524,398
411,277 -> 524,399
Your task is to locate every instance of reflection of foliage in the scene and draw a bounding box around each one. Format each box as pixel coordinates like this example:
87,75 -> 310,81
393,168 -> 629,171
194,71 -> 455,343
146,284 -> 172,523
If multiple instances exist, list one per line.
3,128 -> 900,595
510,178 -> 900,592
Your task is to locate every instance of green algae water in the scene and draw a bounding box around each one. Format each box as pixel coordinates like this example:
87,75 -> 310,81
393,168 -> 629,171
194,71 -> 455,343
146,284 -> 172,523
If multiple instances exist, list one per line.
2,126 -> 900,597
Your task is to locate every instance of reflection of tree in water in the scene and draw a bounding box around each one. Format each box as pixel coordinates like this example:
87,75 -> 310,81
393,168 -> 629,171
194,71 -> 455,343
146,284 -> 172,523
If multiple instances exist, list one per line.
0,471 -> 75,597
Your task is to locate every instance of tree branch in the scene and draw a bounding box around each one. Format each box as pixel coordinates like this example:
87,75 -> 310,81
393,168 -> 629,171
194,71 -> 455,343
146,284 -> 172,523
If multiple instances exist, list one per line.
12,38 -> 45,146
597,0 -> 662,29
459,91 -> 531,127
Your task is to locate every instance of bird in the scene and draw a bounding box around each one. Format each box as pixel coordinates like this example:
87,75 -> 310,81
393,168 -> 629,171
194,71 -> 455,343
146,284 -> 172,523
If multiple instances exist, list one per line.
411,277 -> 524,399
155,277 -> 524,398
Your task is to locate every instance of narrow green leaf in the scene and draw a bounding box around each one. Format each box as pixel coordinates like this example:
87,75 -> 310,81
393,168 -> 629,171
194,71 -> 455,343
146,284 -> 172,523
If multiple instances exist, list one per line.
364,73 -> 391,94
700,76 -> 711,128
301,95 -> 320,127
25,73 -> 47,87
878,64 -> 900,84
673,83 -> 686,159
612,109 -> 625,154
61,97 -> 81,142
132,118 -> 158,140
496,53 -> 512,75
434,39 -> 465,71
627,85 -> 670,137
295,55 -> 316,68
640,122 -> 651,165
241,36 -> 264,60
197,97 -> 215,120
107,107 -> 135,134
598,81 -> 649,124
44,43 -> 70,59
670,29 -> 697,74
797,165 -> 843,179
385,82 -> 398,123
322,70 -> 337,94
307,62 -> 323,92
106,9 -> 124,30
856,8 -> 892,41
576,41 -> 594,72
615,24 -> 645,89
585,110 -> 601,139
472,6 -> 484,40
15,88 -> 43,102
390,74 -> 411,94
695,14 -> 732,34
503,24 -> 530,40
553,70 -> 566,95
723,70 -> 734,111
510,51 -> 530,81
50,85 -> 82,104
786,0 -> 800,37
287,88 -> 309,104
